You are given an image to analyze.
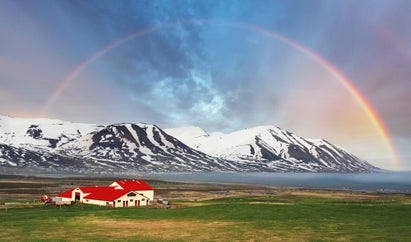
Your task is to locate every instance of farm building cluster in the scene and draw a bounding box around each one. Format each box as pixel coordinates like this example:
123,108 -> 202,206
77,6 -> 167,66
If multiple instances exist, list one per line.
49,179 -> 154,208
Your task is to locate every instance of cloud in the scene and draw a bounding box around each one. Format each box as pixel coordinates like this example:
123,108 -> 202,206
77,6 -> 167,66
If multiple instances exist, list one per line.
1,0 -> 411,170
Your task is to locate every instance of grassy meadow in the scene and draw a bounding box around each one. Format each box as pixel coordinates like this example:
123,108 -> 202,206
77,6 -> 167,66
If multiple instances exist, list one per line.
1,190 -> 411,241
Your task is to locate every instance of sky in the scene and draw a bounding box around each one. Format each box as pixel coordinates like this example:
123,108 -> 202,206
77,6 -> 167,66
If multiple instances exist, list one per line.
1,0 -> 410,170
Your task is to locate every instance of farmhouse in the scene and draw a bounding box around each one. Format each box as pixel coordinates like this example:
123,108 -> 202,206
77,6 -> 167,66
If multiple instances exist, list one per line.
55,179 -> 154,208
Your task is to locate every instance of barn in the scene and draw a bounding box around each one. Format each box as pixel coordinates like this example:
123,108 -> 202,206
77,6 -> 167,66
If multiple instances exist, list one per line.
55,180 -> 154,207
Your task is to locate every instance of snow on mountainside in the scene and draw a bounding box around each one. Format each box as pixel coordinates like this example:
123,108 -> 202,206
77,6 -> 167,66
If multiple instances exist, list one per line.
0,115 -> 102,149
0,116 -> 243,172
0,115 -> 378,173
165,125 -> 379,172
57,123 -> 239,172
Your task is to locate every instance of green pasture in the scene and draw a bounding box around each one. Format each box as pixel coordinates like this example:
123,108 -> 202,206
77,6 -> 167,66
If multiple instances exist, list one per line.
1,194 -> 411,241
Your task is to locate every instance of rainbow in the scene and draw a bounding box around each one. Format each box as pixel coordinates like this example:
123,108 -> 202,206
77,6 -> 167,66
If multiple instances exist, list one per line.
39,22 -> 178,116
39,19 -> 401,169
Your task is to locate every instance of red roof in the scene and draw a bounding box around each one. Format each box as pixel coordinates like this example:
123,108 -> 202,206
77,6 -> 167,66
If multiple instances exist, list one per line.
82,186 -> 130,201
112,179 -> 153,191
56,188 -> 74,198
55,180 -> 153,201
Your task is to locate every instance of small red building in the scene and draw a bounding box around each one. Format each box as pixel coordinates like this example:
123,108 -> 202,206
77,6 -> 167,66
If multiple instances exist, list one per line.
55,180 -> 154,207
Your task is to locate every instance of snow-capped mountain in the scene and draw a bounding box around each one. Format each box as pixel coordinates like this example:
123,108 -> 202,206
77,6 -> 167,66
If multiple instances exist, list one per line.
0,115 -> 378,173
57,123 -> 241,172
0,115 -> 243,172
0,115 -> 102,150
165,125 -> 378,172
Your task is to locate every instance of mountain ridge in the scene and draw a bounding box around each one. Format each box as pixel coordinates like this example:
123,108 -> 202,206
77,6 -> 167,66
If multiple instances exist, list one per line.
165,125 -> 377,172
0,115 -> 379,173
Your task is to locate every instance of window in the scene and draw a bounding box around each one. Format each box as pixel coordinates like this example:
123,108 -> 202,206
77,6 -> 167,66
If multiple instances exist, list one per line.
127,192 -> 137,197
117,200 -> 121,202
130,199 -> 134,202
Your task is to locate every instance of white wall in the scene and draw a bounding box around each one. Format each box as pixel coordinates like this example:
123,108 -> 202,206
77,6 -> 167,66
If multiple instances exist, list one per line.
71,188 -> 83,201
138,190 -> 154,202
83,198 -> 110,206
112,192 -> 150,208
80,191 -> 151,207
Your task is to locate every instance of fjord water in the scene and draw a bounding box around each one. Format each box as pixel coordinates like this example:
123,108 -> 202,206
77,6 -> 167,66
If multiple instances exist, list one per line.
149,171 -> 411,194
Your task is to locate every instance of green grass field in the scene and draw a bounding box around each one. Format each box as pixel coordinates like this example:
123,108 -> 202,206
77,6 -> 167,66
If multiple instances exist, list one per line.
1,193 -> 411,241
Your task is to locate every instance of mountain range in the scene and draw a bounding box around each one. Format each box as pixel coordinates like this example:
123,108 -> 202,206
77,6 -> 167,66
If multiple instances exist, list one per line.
0,115 -> 378,173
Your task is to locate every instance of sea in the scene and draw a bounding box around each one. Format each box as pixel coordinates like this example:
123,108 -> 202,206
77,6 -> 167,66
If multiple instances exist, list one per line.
146,171 -> 411,194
